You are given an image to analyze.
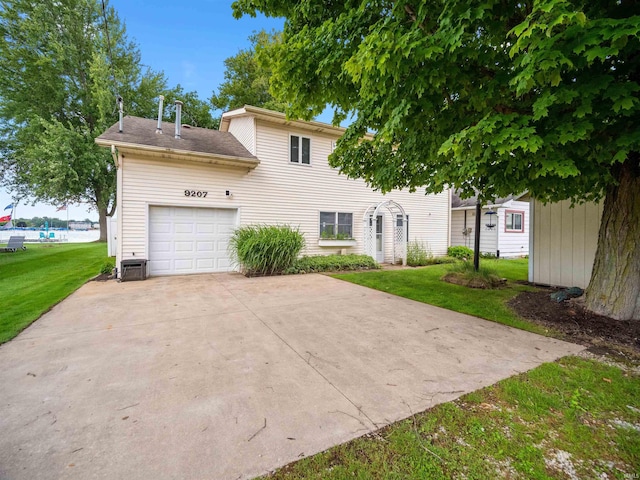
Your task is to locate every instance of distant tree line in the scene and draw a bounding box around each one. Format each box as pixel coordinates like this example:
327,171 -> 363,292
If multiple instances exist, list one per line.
8,217 -> 95,229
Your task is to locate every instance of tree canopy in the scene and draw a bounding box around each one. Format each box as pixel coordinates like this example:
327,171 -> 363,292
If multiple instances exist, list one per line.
0,0 -> 214,240
233,0 -> 640,320
210,30 -> 287,112
232,0 -> 639,203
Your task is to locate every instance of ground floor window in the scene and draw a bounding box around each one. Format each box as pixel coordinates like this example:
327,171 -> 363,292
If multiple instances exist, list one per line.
320,212 -> 353,239
505,210 -> 524,232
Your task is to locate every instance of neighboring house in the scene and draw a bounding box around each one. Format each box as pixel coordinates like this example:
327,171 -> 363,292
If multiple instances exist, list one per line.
96,105 -> 451,277
527,196 -> 602,289
68,221 -> 91,231
450,192 -> 529,258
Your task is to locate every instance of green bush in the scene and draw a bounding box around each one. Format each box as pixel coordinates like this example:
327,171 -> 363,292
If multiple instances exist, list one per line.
285,254 -> 379,274
100,259 -> 115,275
229,224 -> 305,276
406,240 -> 434,266
480,252 -> 497,259
447,245 -> 474,260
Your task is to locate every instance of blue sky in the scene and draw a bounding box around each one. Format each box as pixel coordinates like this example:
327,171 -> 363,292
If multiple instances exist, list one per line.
1,0 -> 285,221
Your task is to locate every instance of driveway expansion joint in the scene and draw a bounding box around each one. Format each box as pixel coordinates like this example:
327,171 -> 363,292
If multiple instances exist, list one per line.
218,278 -> 379,432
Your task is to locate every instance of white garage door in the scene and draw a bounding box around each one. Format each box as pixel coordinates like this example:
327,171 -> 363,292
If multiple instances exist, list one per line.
149,206 -> 236,276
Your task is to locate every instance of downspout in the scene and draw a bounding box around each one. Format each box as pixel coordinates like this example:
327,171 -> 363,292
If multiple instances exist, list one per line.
447,188 -> 452,251
528,198 -> 535,283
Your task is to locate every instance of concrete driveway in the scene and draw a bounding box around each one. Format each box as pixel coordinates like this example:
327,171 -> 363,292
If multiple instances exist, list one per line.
0,273 -> 582,479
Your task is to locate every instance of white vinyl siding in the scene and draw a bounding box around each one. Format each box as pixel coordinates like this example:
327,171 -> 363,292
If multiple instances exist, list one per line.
117,116 -> 450,271
450,200 -> 529,257
226,116 -> 255,155
531,199 -> 602,288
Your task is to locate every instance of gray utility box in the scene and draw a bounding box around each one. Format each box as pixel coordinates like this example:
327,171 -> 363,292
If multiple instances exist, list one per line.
120,259 -> 147,282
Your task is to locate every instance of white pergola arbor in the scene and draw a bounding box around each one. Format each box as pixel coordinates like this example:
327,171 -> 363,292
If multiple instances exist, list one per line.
362,200 -> 408,265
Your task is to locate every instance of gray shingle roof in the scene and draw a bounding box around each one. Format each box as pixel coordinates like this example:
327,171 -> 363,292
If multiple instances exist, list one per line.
97,116 -> 256,160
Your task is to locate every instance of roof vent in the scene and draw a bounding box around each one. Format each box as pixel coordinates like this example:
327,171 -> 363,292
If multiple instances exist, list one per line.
174,101 -> 183,139
156,95 -> 164,134
117,96 -> 123,133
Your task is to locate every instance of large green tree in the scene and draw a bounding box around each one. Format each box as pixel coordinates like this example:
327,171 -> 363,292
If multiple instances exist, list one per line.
0,0 -> 214,241
233,0 -> 640,320
210,30 -> 286,112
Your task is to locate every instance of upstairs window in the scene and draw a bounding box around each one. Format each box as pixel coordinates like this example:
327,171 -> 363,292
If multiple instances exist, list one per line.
290,135 -> 311,164
320,212 -> 353,239
505,210 -> 524,232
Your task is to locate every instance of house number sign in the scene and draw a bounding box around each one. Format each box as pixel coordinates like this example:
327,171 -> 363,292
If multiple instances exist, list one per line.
184,190 -> 208,198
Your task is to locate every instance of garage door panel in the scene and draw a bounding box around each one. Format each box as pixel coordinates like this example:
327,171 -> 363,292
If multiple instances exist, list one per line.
196,258 -> 214,269
149,241 -> 171,253
196,223 -> 215,234
174,258 -> 195,270
151,222 -> 172,234
149,206 -> 236,276
175,222 -> 195,234
174,241 -> 196,252
175,208 -> 196,218
197,241 -> 214,252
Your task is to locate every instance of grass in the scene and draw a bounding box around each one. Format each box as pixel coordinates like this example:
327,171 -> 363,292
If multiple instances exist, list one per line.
265,356 -> 640,479
334,258 -> 545,334
0,242 -> 108,343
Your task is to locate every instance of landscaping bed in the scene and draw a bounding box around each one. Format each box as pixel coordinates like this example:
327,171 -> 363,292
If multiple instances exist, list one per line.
509,289 -> 640,359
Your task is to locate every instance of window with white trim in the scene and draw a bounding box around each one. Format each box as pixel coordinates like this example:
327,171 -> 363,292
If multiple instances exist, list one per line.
290,135 -> 311,164
320,212 -> 353,239
505,210 -> 524,232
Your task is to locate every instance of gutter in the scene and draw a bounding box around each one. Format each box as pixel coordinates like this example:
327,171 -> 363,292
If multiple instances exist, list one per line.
95,138 -> 260,169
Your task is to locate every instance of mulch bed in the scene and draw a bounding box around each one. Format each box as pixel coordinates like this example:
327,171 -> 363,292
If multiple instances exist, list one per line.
508,288 -> 640,360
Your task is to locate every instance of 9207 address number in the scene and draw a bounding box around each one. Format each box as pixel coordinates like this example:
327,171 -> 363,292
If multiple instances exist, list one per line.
185,190 -> 208,198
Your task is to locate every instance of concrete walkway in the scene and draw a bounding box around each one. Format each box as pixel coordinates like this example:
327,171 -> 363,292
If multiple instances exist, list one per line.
0,273 -> 582,480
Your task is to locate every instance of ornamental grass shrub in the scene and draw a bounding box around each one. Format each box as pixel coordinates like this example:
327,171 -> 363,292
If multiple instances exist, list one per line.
442,260 -> 505,289
229,224 -> 305,276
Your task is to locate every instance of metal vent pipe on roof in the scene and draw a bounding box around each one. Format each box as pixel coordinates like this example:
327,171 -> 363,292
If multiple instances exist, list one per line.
117,96 -> 123,133
156,95 -> 164,134
174,100 -> 183,139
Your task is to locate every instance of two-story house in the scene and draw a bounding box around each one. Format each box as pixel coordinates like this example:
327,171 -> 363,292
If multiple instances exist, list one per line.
96,105 -> 451,277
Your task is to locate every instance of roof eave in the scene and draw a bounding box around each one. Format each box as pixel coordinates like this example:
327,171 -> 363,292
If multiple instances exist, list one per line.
95,138 -> 260,169
221,105 -> 375,140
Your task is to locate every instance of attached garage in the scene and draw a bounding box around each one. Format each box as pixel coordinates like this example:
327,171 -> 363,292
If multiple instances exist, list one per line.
148,206 -> 237,276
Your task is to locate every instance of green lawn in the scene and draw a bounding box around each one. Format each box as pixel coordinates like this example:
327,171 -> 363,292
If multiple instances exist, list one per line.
334,259 -> 546,334
0,242 -> 108,343
265,357 -> 640,479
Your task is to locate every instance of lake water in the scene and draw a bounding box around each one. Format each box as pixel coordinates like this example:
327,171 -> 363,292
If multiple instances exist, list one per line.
0,230 -> 101,243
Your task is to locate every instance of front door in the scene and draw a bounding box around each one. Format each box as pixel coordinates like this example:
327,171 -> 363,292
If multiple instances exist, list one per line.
375,215 -> 384,262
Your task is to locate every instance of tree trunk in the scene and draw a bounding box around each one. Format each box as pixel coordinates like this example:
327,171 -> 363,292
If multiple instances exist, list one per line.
97,205 -> 108,243
584,156 -> 640,320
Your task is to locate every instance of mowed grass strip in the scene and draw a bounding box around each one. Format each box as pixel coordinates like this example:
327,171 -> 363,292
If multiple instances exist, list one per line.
334,259 -> 545,334
0,242 -> 108,343
265,357 -> 640,479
